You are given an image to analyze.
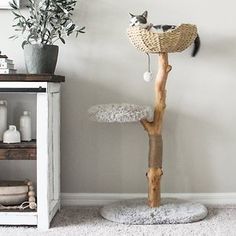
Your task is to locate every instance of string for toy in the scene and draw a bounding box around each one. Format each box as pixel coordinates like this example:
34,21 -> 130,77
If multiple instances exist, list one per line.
146,53 -> 151,72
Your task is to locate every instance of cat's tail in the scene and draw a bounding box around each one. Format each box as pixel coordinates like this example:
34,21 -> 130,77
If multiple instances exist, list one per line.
192,34 -> 200,57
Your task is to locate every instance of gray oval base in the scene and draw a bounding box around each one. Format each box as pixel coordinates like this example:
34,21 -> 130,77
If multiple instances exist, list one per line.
100,198 -> 208,224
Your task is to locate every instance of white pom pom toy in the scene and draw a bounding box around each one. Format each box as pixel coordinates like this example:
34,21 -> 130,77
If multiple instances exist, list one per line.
143,71 -> 153,82
142,53 -> 153,82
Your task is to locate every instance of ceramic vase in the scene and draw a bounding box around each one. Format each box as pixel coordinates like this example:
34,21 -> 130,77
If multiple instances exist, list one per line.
0,100 -> 7,141
3,125 -> 21,144
20,111 -> 32,141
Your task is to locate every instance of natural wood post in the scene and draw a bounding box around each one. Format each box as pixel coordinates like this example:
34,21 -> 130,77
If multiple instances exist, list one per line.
141,53 -> 172,207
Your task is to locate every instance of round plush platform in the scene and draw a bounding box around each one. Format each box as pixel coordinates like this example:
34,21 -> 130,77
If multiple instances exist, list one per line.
88,103 -> 153,123
100,198 -> 208,224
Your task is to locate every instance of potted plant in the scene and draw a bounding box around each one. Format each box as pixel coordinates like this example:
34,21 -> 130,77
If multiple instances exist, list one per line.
10,0 -> 85,74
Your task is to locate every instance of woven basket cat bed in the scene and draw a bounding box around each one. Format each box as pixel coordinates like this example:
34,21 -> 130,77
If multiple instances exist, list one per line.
127,24 -> 197,54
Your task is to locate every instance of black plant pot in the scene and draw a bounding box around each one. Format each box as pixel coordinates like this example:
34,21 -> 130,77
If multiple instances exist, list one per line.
24,44 -> 59,74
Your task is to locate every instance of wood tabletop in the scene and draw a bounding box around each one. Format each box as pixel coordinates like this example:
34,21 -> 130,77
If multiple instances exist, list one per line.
0,140 -> 36,149
0,140 -> 36,160
0,74 -> 65,82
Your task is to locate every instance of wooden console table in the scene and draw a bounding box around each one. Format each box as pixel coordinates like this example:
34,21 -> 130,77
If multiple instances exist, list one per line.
0,74 -> 65,229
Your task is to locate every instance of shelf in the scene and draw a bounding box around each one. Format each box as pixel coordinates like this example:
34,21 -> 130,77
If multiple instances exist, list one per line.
0,74 -> 65,83
0,87 -> 46,93
0,210 -> 37,225
0,208 -> 36,213
0,140 -> 36,160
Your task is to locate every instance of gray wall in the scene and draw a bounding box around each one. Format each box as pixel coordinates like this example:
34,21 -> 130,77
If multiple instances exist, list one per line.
0,0 -> 236,193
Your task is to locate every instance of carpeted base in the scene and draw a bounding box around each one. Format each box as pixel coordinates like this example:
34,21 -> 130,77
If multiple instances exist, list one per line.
100,198 -> 208,224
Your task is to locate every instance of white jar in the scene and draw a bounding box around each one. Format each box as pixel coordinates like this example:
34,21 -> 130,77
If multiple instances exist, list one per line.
0,100 -> 7,141
3,125 -> 21,144
20,111 -> 31,141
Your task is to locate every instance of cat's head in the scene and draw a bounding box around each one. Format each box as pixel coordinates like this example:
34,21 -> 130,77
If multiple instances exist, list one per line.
129,11 -> 148,27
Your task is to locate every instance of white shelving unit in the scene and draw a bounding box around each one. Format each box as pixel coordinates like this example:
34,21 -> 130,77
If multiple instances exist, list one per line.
0,75 -> 65,230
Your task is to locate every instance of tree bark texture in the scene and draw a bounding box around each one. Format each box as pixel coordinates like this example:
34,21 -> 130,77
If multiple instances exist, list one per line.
141,53 -> 172,207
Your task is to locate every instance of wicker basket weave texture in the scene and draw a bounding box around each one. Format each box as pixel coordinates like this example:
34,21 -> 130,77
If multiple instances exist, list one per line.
127,24 -> 197,54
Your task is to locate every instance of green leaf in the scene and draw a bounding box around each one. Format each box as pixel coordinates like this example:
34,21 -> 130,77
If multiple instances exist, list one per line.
21,40 -> 28,49
12,11 -> 21,17
9,35 -> 17,39
9,2 -> 18,10
77,26 -> 85,35
59,37 -> 65,44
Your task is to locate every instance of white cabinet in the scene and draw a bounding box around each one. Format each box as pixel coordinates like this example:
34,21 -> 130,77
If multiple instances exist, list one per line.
0,75 -> 65,230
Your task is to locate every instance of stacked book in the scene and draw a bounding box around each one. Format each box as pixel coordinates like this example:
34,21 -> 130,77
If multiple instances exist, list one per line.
0,51 -> 17,74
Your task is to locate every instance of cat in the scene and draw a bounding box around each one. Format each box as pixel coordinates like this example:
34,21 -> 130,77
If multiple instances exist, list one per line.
129,11 -> 200,57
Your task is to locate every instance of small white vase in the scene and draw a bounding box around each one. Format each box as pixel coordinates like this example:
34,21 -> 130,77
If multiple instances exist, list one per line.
0,100 -> 7,142
3,125 -> 21,144
20,111 -> 32,141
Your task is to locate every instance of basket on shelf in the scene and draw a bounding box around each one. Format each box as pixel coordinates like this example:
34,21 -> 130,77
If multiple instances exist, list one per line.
0,180 -> 37,210
127,24 -> 197,54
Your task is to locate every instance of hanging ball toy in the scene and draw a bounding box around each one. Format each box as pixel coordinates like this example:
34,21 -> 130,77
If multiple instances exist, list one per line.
143,71 -> 153,82
143,53 -> 153,82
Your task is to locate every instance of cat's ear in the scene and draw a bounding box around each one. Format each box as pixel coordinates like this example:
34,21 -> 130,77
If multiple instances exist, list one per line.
142,11 -> 148,18
129,12 -> 135,17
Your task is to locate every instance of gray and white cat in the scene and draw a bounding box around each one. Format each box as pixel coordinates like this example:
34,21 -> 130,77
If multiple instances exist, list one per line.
129,11 -> 200,57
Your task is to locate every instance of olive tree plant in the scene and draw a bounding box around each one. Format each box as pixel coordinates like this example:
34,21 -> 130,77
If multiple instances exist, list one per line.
10,0 -> 85,48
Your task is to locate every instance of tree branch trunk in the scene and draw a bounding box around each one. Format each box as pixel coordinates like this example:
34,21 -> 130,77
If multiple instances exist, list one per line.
141,53 -> 171,207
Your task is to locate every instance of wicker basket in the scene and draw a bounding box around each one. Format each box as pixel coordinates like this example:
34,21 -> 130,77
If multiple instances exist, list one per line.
127,24 -> 197,54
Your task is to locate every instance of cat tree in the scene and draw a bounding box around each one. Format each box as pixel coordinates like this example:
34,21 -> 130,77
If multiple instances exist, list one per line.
88,24 -> 208,224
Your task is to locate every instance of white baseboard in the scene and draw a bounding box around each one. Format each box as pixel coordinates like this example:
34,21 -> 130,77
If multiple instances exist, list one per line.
61,192 -> 236,207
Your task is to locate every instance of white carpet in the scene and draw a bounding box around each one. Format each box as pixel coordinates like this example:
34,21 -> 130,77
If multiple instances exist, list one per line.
0,205 -> 236,236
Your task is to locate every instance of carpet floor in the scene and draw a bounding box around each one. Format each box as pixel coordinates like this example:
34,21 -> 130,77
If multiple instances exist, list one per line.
0,205 -> 236,236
